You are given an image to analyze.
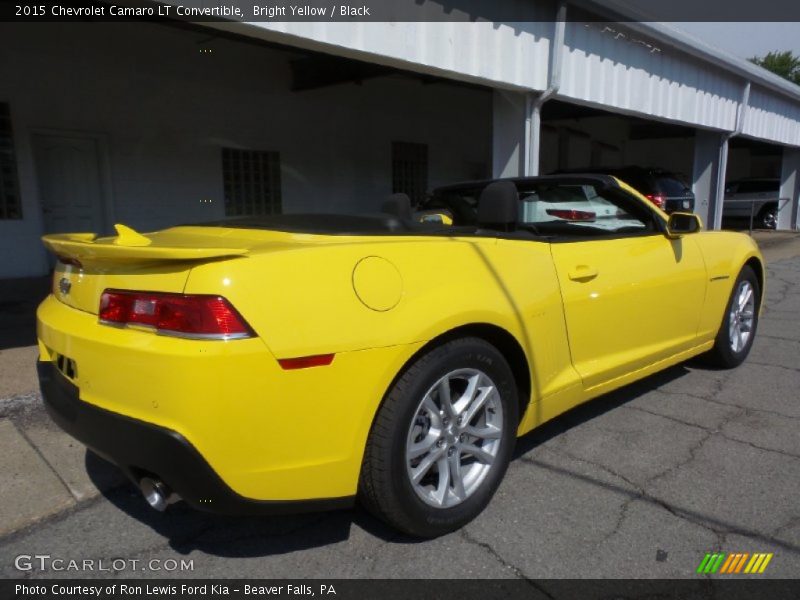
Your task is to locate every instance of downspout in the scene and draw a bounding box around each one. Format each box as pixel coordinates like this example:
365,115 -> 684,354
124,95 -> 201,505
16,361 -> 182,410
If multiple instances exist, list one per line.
526,0 -> 567,176
712,81 -> 750,229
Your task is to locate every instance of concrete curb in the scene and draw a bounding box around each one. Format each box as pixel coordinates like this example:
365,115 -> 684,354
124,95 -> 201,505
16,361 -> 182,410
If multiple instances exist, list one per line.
0,391 -> 126,538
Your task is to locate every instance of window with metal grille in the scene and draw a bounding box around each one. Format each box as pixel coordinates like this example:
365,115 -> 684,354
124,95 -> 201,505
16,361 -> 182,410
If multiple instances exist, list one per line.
222,148 -> 281,216
0,103 -> 22,219
392,141 -> 428,206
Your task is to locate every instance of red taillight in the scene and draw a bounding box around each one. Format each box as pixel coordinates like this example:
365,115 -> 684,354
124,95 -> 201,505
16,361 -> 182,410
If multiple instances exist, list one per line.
546,209 -> 596,222
278,354 -> 335,370
645,194 -> 666,209
99,290 -> 253,340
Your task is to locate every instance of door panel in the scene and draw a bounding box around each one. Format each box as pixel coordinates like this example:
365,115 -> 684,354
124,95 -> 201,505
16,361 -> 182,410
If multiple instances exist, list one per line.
550,234 -> 707,389
32,134 -> 107,235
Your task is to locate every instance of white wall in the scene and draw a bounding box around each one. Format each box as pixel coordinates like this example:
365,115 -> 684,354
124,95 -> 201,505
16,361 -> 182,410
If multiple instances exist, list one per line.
0,22 -> 492,278
492,91 -> 527,177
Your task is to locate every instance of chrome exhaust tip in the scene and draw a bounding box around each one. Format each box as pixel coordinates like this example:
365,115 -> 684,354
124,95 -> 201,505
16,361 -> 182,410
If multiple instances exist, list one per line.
139,477 -> 179,512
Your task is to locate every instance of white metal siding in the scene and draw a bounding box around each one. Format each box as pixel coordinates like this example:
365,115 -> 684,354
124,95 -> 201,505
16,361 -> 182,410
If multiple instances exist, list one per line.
743,86 -> 800,147
237,19 -> 753,134
220,20 -> 552,92
558,21 -> 741,131
220,16 -> 800,148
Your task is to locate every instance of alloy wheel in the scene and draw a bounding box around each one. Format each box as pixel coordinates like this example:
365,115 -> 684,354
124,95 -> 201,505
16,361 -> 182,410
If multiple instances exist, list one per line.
405,368 -> 504,508
729,280 -> 755,353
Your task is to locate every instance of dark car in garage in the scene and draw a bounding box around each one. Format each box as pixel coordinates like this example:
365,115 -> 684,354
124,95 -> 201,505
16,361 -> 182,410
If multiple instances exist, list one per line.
553,166 -> 695,214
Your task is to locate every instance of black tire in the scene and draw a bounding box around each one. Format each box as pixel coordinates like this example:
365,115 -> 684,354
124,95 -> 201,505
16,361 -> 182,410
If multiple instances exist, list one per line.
359,337 -> 519,538
757,204 -> 778,229
704,265 -> 760,368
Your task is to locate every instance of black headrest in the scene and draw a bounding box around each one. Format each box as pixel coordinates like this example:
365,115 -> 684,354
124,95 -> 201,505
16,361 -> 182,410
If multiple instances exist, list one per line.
381,193 -> 413,221
477,181 -> 518,229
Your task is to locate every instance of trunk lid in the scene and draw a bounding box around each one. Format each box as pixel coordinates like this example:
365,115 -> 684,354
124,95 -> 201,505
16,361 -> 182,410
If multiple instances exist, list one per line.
44,224 -> 291,315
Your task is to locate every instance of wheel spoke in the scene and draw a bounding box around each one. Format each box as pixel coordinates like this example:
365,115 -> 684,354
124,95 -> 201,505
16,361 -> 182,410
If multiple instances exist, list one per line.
739,326 -> 750,346
449,452 -> 466,502
408,433 -> 439,460
461,442 -> 494,465
421,395 -> 443,428
461,385 -> 494,425
433,455 -> 450,506
453,373 -> 481,415
411,446 -> 445,483
739,286 -> 753,310
438,378 -> 455,419
465,424 -> 502,440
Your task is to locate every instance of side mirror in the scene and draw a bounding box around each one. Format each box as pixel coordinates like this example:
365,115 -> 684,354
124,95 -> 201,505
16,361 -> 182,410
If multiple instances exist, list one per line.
666,212 -> 702,238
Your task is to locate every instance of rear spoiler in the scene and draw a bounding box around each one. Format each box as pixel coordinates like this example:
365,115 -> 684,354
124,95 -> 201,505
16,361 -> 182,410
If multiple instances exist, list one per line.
42,224 -> 249,264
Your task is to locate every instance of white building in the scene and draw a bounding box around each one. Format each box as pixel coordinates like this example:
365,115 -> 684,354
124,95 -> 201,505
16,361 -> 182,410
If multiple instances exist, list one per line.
1,1 -> 799,279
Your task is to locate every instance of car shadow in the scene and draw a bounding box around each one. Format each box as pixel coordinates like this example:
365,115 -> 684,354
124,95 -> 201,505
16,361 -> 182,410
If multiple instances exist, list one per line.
514,363 -> 693,458
85,452 -> 416,556
86,362 -> 698,556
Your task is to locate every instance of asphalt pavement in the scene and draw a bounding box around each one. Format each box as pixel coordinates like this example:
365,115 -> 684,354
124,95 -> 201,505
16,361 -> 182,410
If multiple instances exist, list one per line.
0,234 -> 798,580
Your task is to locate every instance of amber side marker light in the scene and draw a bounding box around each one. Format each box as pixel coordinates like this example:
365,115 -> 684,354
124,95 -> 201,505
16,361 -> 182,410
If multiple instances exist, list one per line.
278,354 -> 335,370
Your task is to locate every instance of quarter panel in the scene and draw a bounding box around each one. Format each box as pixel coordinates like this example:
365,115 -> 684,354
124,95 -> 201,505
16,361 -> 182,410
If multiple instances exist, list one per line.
184,235 -> 578,409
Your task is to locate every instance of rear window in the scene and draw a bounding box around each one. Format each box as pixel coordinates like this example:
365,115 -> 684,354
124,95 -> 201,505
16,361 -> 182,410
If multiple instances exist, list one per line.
654,175 -> 691,197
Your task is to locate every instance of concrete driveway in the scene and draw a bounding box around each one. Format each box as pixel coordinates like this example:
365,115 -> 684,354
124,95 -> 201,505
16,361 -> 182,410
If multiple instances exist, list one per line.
0,236 -> 798,580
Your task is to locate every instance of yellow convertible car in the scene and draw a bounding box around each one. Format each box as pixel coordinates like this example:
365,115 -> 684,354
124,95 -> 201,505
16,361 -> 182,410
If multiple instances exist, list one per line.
36,175 -> 763,537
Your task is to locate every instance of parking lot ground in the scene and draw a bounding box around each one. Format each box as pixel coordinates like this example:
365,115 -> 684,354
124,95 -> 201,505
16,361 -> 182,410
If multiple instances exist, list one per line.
0,237 -> 798,579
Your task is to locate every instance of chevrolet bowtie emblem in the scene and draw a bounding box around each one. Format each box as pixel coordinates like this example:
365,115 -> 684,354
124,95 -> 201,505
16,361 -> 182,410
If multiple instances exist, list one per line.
59,277 -> 71,295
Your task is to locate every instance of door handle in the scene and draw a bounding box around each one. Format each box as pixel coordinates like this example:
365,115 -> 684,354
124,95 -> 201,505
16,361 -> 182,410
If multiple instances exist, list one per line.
568,265 -> 599,281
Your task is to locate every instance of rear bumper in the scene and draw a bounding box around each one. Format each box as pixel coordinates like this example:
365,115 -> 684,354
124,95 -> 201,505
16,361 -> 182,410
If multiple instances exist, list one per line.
37,360 -> 354,515
37,293 -> 422,508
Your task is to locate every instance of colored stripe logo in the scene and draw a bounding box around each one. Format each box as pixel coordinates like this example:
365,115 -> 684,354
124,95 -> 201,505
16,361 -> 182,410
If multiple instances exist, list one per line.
696,552 -> 773,574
